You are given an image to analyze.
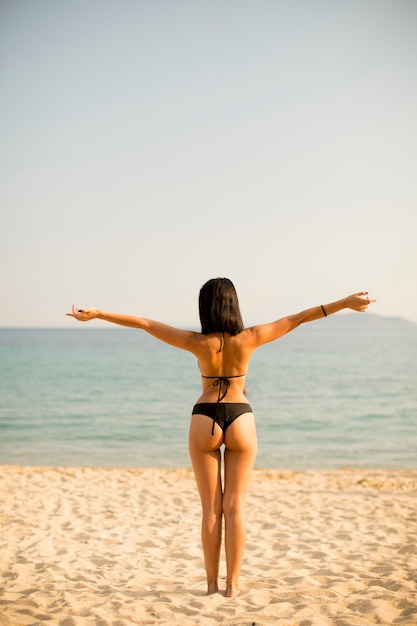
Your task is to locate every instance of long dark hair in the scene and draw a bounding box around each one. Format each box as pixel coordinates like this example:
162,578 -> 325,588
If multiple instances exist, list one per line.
199,278 -> 244,336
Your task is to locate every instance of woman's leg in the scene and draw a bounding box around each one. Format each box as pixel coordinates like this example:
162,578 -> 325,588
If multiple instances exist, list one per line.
189,414 -> 224,594
223,412 -> 257,598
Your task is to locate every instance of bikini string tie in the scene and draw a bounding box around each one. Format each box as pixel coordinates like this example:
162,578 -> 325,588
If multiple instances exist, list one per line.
212,377 -> 230,402
211,377 -> 230,435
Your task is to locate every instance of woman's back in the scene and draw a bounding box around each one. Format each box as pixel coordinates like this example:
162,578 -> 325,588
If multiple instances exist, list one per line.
194,331 -> 254,404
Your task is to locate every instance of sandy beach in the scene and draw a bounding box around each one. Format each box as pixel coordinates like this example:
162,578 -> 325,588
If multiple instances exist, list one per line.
1,466 -> 416,626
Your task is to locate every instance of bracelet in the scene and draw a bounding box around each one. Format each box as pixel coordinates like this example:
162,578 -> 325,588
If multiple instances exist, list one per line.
320,304 -> 327,317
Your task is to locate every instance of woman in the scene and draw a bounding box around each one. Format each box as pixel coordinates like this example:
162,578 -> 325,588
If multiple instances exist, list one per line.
67,278 -> 376,597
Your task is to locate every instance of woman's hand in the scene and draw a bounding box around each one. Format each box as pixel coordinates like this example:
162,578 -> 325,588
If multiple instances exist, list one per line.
344,292 -> 377,312
66,305 -> 99,322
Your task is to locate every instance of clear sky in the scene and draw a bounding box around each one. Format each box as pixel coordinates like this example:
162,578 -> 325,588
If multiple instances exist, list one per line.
1,0 -> 416,327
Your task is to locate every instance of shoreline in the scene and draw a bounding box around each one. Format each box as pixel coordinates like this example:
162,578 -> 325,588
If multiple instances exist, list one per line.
2,463 -> 417,480
1,466 -> 416,625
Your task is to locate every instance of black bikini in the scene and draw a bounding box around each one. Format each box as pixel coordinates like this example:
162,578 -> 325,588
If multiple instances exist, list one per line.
192,401 -> 253,435
192,334 -> 252,435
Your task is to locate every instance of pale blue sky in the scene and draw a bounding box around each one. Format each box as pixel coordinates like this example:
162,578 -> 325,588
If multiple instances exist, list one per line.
1,0 -> 416,327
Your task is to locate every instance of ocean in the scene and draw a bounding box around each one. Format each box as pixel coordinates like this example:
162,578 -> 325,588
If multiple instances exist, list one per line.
0,315 -> 416,470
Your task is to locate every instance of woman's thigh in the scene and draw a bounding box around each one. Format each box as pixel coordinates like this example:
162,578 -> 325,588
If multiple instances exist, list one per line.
189,414 -> 223,510
223,413 -> 257,509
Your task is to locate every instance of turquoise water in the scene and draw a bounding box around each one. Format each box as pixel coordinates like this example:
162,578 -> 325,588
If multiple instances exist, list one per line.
0,316 -> 416,469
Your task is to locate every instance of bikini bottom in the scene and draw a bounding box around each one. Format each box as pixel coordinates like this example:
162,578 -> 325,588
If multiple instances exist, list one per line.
192,402 -> 253,434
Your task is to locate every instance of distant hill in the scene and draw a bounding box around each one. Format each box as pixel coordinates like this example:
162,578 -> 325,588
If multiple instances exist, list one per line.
306,313 -> 416,331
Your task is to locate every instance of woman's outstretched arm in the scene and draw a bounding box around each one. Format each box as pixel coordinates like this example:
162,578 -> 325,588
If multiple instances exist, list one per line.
66,305 -> 198,351
248,292 -> 377,347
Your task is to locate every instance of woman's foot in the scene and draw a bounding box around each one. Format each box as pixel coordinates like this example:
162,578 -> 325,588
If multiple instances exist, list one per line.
225,582 -> 240,598
207,581 -> 219,595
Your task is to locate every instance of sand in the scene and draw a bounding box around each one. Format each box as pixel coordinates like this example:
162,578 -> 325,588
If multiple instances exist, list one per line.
1,466 -> 416,626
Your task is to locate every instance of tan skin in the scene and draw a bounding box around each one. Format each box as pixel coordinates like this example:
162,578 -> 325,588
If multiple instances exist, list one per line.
67,291 -> 376,598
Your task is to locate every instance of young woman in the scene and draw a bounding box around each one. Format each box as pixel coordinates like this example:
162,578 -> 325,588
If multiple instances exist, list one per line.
67,278 -> 376,597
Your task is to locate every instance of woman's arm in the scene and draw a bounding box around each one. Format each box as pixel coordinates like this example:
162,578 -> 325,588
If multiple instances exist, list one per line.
66,306 -> 198,352
248,292 -> 376,347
